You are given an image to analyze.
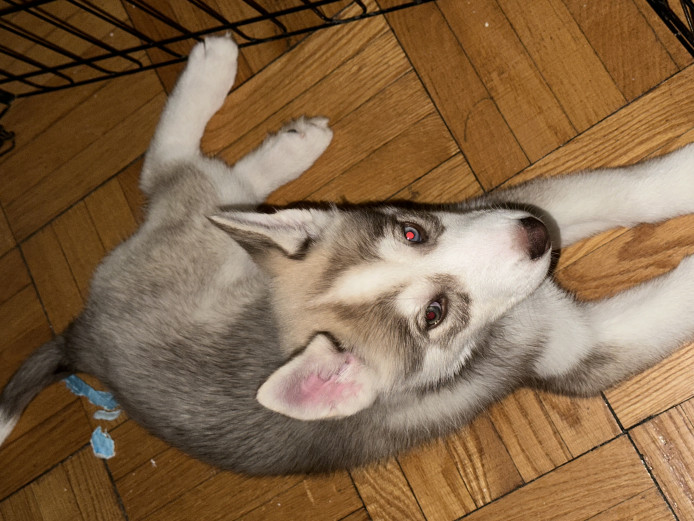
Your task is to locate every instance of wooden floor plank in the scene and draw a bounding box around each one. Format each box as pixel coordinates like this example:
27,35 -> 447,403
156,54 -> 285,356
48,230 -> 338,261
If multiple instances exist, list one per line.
201,13 -> 388,154
0,210 -> 15,257
536,392 -> 621,457
267,71 -> 435,205
64,448 -> 127,521
214,29 -> 411,167
500,65 -> 694,190
587,489 -> 674,521
51,202 -> 106,299
562,0 -> 678,101
397,438 -> 477,521
461,436 -> 655,521
115,447 -> 218,521
445,414 -> 524,510
5,90 -> 166,241
351,459 -> 425,521
21,226 -> 84,333
307,112 -> 458,203
437,0 -> 576,164
236,473 -> 362,521
139,472 -> 301,521
633,0 -> 694,69
84,178 -> 139,252
105,420 -> 170,482
382,0 -> 529,189
30,465 -> 85,521
499,0 -> 625,132
0,488 -> 44,521
0,400 -> 92,500
0,248 -> 31,306
606,343 -> 694,429
630,401 -> 694,521
391,154 -> 483,203
0,71 -> 162,209
487,388 -> 572,481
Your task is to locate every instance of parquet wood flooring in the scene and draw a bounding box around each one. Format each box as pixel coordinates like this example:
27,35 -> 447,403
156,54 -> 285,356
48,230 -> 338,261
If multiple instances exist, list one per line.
1,1 -> 693,519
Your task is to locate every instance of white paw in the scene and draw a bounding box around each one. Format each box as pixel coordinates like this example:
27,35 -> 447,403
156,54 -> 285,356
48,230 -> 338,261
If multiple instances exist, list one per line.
265,117 -> 333,179
179,36 -> 238,114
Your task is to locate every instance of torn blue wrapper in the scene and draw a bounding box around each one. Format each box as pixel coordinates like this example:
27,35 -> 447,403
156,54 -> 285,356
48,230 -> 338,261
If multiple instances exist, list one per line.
64,374 -> 119,410
93,409 -> 122,421
90,427 -> 115,459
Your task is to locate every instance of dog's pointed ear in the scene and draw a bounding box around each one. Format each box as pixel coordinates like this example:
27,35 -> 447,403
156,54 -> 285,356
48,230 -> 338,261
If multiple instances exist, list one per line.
209,208 -> 331,258
257,334 -> 379,421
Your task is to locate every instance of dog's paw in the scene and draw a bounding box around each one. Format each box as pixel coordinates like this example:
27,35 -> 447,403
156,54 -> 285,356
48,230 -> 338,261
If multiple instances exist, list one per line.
178,36 -> 238,113
265,117 -> 333,180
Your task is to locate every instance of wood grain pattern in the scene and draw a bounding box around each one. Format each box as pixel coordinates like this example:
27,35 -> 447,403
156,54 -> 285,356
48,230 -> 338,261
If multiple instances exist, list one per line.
0,248 -> 31,306
499,0 -> 625,132
307,112 -> 458,203
587,488 -> 674,521
391,154 -> 483,203
115,447 -> 218,521
3,1 -> 694,519
437,0 -> 576,163
21,226 -> 84,332
462,436 -> 655,521
140,472 -> 302,521
445,414 -> 524,509
0,400 -> 92,500
236,473 -> 362,521
563,0 -> 678,101
397,438 -> 477,521
0,210 -> 14,257
487,388 -> 571,481
382,0 -> 529,189
30,465 -> 85,521
631,402 -> 694,521
64,448 -> 126,521
351,459 -> 425,521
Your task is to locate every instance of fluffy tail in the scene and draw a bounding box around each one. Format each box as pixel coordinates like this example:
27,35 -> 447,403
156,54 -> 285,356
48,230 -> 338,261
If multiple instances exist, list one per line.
0,335 -> 71,446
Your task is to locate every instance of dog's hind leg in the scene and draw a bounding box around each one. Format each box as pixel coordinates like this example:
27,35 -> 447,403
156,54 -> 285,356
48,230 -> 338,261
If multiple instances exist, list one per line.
525,254 -> 694,395
141,36 -> 238,195
485,144 -> 694,248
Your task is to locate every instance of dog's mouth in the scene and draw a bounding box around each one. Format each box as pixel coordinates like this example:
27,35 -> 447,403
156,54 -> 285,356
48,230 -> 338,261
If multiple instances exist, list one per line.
518,217 -> 551,260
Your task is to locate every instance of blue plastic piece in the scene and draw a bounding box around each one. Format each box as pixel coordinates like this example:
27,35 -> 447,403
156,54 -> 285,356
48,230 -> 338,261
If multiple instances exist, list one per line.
64,375 -> 119,410
90,427 -> 115,459
93,409 -> 122,421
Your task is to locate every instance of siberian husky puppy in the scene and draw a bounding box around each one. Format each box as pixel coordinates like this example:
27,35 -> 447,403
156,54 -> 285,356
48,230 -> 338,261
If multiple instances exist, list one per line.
2,36 -> 694,475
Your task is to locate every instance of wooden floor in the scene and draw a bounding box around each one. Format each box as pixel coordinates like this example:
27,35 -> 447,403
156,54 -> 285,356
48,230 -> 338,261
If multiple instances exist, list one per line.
2,1 -> 694,520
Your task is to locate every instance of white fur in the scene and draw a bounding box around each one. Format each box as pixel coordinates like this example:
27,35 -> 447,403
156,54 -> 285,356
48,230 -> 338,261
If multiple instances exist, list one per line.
0,410 -> 18,447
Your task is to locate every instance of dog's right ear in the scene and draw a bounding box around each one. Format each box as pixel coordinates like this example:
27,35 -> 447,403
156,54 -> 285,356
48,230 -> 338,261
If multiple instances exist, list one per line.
256,334 -> 379,421
209,208 -> 333,259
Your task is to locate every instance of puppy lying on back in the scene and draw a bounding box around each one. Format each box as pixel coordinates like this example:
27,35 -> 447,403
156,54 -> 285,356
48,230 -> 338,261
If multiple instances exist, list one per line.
2,36 -> 694,474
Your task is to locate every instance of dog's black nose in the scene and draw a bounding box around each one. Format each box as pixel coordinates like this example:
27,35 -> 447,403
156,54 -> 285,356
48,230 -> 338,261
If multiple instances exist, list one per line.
519,216 -> 551,260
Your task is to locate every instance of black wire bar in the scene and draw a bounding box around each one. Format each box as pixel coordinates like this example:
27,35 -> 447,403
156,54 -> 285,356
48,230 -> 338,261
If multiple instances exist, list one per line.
0,0 -> 434,98
647,0 -> 694,57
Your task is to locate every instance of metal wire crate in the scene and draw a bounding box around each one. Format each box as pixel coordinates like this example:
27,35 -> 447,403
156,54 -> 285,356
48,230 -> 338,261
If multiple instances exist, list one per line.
0,0 -> 433,100
648,0 -> 694,56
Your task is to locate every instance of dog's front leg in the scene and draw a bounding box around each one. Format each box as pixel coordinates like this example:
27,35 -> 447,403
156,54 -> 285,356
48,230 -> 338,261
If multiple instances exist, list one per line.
484,144 -> 694,248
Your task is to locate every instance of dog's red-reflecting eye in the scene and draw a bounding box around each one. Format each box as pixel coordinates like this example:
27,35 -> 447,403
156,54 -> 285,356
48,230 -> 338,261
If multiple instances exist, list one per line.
403,225 -> 422,243
425,301 -> 444,328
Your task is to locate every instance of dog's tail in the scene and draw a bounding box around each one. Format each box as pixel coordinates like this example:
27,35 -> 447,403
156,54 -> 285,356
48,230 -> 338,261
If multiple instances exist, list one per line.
0,335 -> 71,446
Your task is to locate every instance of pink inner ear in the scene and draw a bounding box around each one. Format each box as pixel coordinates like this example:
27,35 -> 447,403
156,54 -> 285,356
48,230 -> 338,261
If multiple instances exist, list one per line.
292,357 -> 362,407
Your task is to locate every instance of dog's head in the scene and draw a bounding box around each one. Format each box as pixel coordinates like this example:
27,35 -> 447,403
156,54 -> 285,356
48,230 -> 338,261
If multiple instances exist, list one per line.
211,204 -> 551,420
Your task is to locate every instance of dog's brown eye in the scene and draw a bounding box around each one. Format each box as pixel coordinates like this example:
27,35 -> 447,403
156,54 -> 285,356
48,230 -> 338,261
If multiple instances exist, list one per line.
403,224 -> 424,243
425,300 -> 445,328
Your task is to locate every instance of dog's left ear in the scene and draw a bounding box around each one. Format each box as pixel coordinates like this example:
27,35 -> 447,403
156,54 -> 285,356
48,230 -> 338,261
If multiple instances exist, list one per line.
257,334 -> 379,421
209,208 -> 332,258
